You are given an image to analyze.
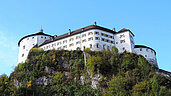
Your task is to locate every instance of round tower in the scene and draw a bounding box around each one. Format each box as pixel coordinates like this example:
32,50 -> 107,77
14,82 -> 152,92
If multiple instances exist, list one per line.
134,45 -> 158,68
18,29 -> 52,63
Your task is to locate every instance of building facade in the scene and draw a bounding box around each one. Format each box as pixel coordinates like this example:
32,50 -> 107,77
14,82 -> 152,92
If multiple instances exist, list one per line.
18,23 -> 158,68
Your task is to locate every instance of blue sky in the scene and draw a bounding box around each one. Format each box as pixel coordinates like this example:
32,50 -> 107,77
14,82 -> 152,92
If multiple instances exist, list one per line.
0,0 -> 171,76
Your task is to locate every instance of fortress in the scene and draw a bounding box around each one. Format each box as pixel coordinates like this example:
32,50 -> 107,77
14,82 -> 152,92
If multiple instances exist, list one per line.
18,22 -> 158,68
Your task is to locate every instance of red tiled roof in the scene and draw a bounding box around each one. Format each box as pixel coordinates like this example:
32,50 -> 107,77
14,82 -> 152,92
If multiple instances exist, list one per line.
40,25 -> 116,46
118,28 -> 135,36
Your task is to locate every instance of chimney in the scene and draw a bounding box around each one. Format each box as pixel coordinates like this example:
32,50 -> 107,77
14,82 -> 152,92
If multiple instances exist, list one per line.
54,35 -> 57,38
51,37 -> 54,41
94,21 -> 96,25
112,28 -> 115,31
68,29 -> 71,35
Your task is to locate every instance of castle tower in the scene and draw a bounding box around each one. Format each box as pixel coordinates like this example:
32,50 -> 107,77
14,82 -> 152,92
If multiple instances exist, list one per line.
18,28 -> 52,63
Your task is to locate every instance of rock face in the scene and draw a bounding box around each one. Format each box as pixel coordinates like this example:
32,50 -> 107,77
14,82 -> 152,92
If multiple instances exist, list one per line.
91,74 -> 102,88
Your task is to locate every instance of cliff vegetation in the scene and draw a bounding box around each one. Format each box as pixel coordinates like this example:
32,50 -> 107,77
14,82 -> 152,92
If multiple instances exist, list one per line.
0,47 -> 171,96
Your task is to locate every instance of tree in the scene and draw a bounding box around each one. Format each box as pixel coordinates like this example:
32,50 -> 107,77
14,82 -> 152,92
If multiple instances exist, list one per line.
0,74 -> 10,96
106,76 -> 128,96
111,46 -> 118,56
132,80 -> 150,95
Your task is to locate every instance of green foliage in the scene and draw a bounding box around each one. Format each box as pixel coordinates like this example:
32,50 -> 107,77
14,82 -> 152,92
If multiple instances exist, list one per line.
1,48 -> 171,95
106,76 -> 128,96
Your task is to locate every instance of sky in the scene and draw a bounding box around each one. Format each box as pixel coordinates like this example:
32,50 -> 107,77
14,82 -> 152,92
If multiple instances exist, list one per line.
0,0 -> 171,76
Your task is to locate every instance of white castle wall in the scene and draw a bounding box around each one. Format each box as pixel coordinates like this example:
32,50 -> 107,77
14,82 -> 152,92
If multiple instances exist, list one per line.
41,29 -> 133,52
114,31 -> 134,53
18,35 -> 50,63
134,47 -> 158,68
18,25 -> 158,68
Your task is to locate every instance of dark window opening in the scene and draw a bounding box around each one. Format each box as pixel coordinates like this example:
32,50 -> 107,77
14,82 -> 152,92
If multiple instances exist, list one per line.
90,44 -> 92,48
22,54 -> 24,57
97,44 -> 99,48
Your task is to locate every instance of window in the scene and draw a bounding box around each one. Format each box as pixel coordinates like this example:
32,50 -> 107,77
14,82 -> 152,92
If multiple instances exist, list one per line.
101,38 -> 104,41
41,36 -> 43,38
76,47 -> 80,50
120,34 -> 125,38
88,37 -> 93,41
123,47 -> 125,50
146,49 -> 148,52
52,43 -> 56,47
82,34 -> 86,37
63,45 -> 67,48
69,38 -> 74,41
82,39 -> 86,43
145,55 -> 147,57
94,31 -> 99,35
106,40 -> 109,42
140,48 -> 142,51
101,33 -> 104,36
90,44 -> 92,48
116,42 -> 118,44
110,36 -> 113,38
120,40 -> 125,43
83,46 -> 85,50
22,54 -> 24,57
58,47 -> 61,50
32,37 -> 34,39
23,46 -> 25,49
27,38 -> 29,40
97,43 -> 99,48
76,36 -> 80,39
88,32 -> 93,35
69,43 -> 74,47
76,41 -> 80,45
63,40 -> 67,44
106,34 -> 108,37
45,37 -> 46,39
95,37 -> 100,40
